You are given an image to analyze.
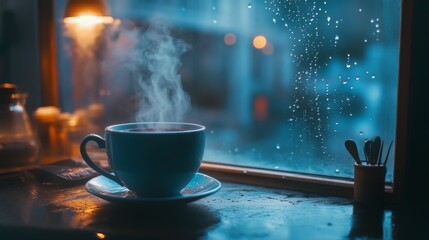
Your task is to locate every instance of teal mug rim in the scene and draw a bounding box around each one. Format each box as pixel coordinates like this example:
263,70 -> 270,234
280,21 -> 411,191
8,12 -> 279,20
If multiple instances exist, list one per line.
106,122 -> 206,134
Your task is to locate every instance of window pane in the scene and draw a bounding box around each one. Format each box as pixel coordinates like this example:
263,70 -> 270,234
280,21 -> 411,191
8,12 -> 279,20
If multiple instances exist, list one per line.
55,0 -> 401,182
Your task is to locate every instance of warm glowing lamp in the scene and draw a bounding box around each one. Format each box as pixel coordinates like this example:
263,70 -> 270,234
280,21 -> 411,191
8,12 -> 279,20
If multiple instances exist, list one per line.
62,0 -> 116,114
63,0 -> 114,25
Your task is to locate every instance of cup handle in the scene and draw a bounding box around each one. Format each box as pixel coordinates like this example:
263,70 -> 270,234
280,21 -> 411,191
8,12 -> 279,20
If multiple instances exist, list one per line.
80,134 -> 122,185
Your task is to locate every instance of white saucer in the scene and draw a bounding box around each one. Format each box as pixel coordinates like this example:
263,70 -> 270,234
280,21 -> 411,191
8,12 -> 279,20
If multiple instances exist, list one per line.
85,173 -> 221,204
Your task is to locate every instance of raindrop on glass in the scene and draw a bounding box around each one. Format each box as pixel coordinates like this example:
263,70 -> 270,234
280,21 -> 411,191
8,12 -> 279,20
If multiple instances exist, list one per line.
276,144 -> 280,150
273,18 -> 277,23
335,169 -> 340,174
213,19 -> 218,24
248,3 -> 252,9
359,131 -> 363,135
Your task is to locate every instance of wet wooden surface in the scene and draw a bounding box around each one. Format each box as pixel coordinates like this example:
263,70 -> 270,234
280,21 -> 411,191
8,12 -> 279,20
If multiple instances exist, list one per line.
0,170 -> 427,239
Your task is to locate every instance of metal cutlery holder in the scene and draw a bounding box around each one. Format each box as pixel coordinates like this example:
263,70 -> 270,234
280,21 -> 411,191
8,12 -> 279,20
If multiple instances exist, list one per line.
353,164 -> 386,206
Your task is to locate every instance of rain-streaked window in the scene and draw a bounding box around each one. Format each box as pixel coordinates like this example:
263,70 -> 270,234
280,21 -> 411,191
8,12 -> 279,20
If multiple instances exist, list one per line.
55,0 -> 401,182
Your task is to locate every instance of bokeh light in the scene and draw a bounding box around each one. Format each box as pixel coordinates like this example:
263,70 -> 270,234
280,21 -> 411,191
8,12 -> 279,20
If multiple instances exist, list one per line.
262,42 -> 274,55
253,35 -> 267,49
224,33 -> 236,45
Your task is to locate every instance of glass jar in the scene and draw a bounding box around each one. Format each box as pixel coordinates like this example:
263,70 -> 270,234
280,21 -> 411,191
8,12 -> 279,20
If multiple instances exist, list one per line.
33,106 -> 82,160
0,83 -> 39,171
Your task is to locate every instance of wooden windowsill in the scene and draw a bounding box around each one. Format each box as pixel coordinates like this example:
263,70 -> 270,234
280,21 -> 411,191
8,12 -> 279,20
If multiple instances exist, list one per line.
199,162 -> 394,203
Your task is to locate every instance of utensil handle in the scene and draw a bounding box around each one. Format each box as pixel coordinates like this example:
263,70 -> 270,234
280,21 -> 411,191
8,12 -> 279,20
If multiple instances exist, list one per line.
80,134 -> 122,185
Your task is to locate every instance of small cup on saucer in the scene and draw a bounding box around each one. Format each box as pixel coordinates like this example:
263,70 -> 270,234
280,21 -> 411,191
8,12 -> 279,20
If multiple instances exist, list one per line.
80,122 -> 205,198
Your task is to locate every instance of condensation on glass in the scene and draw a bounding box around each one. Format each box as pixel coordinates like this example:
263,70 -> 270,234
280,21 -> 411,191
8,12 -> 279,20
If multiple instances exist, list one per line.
54,0 -> 401,182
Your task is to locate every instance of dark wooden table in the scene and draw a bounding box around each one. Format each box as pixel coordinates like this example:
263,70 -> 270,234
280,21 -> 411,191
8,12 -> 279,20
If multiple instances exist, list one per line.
0,169 -> 427,239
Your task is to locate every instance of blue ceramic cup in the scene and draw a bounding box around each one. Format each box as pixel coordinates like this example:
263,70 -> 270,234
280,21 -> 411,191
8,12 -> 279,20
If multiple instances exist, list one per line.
80,122 -> 205,197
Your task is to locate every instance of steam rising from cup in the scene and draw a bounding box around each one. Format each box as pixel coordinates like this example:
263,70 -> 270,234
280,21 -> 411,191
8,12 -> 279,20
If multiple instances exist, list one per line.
128,20 -> 191,123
